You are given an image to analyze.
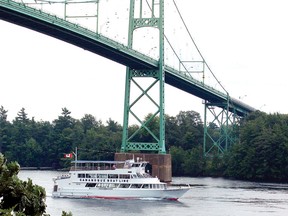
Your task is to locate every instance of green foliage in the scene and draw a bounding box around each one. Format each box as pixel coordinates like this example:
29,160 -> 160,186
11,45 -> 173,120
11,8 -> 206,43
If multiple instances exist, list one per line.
1,107 -> 123,168
170,111 -> 288,182
204,155 -> 226,177
170,146 -> 205,177
1,105 -> 288,183
61,211 -> 73,216
225,111 -> 288,182
0,154 -> 47,215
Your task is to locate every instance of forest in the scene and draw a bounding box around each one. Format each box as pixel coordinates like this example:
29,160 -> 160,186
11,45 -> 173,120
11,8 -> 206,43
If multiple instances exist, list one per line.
0,105 -> 288,183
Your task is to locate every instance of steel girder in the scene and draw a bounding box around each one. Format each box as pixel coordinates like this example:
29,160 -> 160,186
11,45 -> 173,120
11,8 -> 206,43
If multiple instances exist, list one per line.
121,0 -> 166,154
203,99 -> 242,156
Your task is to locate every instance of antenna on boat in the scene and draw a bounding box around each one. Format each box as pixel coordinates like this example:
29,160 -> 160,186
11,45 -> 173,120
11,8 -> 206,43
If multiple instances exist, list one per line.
72,147 -> 78,161
72,147 -> 78,170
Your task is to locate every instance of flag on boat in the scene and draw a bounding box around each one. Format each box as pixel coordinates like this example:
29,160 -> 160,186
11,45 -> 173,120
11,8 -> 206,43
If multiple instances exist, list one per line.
64,153 -> 73,158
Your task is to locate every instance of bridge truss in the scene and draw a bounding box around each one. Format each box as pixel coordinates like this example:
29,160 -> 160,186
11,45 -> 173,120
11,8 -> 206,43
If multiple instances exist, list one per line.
0,0 -> 256,156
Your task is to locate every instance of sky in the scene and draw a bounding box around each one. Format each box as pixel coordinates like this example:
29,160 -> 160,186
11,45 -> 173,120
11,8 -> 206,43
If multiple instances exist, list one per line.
1,0 -> 288,124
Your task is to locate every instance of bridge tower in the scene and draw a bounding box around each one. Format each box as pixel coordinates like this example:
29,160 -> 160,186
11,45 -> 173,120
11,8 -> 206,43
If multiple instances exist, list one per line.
116,0 -> 171,182
121,0 -> 166,154
203,99 -> 241,156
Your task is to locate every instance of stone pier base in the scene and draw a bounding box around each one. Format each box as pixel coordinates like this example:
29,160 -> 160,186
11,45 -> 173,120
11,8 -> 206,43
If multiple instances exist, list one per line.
114,153 -> 172,183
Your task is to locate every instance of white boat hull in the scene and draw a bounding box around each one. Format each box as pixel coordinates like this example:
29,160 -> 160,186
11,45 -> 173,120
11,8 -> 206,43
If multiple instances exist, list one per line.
53,187 -> 189,200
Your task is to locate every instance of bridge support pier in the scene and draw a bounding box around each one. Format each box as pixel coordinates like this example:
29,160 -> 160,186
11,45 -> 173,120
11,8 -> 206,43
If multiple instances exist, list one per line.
115,153 -> 172,183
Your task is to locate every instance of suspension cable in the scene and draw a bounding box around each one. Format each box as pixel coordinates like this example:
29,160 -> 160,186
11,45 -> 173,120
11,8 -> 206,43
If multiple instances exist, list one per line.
144,0 -> 191,75
172,0 -> 228,94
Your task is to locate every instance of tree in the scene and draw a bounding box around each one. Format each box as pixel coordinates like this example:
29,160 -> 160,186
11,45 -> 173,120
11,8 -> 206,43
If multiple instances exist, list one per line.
53,108 -> 74,132
51,108 -> 76,168
0,154 -> 73,215
170,146 -> 187,176
106,118 -> 122,133
81,114 -> 99,134
0,153 -> 47,215
5,108 -> 31,165
175,111 -> 203,150
182,146 -> 205,176
0,106 -> 10,153
165,115 -> 181,150
31,121 -> 54,167
225,112 -> 288,182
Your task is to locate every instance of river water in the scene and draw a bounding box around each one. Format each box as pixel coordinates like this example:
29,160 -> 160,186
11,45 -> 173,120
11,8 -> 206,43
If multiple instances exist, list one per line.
18,170 -> 288,216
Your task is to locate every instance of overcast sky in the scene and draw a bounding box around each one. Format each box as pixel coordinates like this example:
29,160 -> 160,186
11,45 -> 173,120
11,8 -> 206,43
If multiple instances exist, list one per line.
1,0 -> 288,124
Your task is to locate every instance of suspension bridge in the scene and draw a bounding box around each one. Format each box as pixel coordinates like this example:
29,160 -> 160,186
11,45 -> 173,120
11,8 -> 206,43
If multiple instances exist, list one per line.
1,0 -> 255,178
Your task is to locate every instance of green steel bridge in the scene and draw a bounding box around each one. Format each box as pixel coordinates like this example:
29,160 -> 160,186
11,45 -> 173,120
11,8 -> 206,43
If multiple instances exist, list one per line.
0,0 -> 256,156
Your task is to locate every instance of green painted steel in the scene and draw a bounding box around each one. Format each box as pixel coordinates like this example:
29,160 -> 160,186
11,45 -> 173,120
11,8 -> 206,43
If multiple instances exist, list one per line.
0,0 -> 255,116
63,0 -> 99,33
121,0 -> 166,154
203,98 -> 242,156
0,0 -> 257,156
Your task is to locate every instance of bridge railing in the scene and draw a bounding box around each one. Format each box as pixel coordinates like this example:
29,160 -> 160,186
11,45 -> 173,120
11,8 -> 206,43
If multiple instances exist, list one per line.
1,0 -> 255,114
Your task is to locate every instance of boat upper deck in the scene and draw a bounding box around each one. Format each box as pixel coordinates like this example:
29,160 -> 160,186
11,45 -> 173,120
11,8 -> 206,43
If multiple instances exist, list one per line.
69,160 -> 148,171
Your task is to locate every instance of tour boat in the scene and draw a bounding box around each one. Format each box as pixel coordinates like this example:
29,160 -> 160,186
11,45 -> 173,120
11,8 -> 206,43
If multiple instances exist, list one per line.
52,158 -> 190,200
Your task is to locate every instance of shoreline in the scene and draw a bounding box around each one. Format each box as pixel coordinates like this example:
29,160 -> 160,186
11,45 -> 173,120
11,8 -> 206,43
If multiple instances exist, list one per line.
20,167 -> 54,170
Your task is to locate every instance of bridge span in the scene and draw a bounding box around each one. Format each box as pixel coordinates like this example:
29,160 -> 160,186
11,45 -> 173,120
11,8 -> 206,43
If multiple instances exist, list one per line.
1,0 -> 257,161
0,0 -> 255,117
1,0 -> 258,181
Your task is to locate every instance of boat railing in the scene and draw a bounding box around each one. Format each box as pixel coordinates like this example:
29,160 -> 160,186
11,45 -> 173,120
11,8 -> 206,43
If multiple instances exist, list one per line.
70,166 -> 117,171
69,160 -> 148,171
70,161 -> 121,171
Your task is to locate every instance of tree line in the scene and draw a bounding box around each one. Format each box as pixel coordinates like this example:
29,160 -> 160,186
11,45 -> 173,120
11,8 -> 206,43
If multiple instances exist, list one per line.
1,105 -> 288,182
0,153 -> 72,215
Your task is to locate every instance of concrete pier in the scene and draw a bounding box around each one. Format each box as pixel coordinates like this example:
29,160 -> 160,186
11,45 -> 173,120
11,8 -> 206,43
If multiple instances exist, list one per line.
114,153 -> 172,183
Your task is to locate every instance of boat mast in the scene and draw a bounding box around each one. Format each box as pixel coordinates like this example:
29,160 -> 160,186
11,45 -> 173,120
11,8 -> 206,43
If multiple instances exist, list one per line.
72,147 -> 78,170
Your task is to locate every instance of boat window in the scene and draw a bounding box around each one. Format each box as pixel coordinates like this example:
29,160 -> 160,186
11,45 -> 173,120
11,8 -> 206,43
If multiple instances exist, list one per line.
130,184 -> 142,188
152,184 -> 160,189
85,183 -> 96,187
78,173 -> 85,178
97,174 -> 108,178
142,184 -> 149,189
132,164 -> 140,167
119,174 -> 130,179
98,183 -> 108,188
86,174 -> 94,178
119,184 -> 130,188
108,174 -> 118,179
53,185 -> 58,192
109,184 -> 117,188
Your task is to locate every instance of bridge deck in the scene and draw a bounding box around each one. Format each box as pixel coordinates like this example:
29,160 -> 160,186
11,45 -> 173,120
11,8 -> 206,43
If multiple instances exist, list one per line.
0,0 -> 255,116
